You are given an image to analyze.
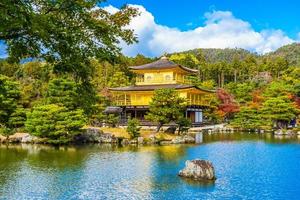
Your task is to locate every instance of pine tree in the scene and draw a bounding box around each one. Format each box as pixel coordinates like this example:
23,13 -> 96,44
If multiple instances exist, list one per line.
145,89 -> 186,132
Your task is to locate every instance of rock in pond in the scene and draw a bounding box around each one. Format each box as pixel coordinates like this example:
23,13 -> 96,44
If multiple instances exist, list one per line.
178,159 -> 216,181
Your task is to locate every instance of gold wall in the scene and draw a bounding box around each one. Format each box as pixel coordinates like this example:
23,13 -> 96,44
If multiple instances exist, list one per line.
112,89 -> 213,107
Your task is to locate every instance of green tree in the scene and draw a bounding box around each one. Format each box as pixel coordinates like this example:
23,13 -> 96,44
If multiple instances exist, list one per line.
107,71 -> 130,88
169,53 -> 200,69
177,117 -> 191,135
0,61 -> 20,77
231,106 -> 263,130
1,0 -> 138,80
226,82 -> 257,104
0,75 -> 22,135
8,106 -> 27,130
46,78 -> 100,117
127,118 -> 141,139
146,89 -> 186,132
263,80 -> 294,98
25,104 -> 86,143
267,57 -> 288,78
260,96 -> 299,129
105,114 -> 119,127
46,78 -> 78,109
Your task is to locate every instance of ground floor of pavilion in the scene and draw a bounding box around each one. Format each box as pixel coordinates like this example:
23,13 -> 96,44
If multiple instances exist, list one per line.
105,105 -> 209,127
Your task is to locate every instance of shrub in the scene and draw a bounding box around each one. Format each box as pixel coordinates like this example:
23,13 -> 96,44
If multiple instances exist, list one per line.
127,118 -> 141,139
177,117 -> 192,135
105,114 -> 119,127
25,104 -> 86,142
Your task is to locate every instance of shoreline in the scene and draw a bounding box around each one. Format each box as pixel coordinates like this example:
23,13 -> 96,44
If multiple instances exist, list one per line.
1,125 -> 300,146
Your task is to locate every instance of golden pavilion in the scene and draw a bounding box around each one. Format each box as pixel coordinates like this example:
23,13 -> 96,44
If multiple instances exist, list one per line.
108,56 -> 215,126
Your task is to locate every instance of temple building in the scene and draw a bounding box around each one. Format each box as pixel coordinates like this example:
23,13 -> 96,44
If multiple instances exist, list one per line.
108,56 -> 215,126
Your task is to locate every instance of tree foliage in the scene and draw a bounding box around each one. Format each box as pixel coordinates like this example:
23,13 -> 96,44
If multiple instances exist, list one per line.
0,0 -> 139,80
216,89 -> 239,120
0,75 -> 22,134
105,114 -> 119,127
177,117 -> 192,135
226,82 -> 258,104
231,106 -> 263,130
146,89 -> 186,132
25,104 -> 86,143
260,96 -> 299,129
126,118 -> 141,139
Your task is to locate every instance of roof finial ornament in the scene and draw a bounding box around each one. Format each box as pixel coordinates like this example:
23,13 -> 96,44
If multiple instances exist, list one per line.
160,53 -> 168,60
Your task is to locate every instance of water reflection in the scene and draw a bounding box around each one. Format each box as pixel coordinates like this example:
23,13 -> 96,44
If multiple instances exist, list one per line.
0,133 -> 299,199
203,132 -> 300,144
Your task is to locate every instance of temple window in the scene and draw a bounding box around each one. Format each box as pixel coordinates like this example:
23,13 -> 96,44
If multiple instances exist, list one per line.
165,75 -> 171,81
146,75 -> 152,81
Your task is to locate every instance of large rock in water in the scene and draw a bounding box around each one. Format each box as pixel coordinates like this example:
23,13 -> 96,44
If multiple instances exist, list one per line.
178,159 -> 216,181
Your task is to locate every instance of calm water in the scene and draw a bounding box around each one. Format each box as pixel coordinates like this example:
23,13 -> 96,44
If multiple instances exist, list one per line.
0,133 -> 300,200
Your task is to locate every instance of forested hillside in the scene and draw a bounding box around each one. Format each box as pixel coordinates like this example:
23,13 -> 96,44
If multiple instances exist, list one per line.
176,48 -> 257,63
171,43 -> 300,66
265,43 -> 300,66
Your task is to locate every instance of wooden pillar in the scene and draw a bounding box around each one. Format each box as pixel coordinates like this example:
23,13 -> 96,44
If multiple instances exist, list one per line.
134,107 -> 137,118
124,93 -> 127,105
124,109 -> 127,121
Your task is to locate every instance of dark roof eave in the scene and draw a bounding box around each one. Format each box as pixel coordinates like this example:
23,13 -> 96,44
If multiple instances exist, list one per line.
129,58 -> 198,74
109,84 -> 215,93
193,86 -> 216,93
130,65 -> 198,74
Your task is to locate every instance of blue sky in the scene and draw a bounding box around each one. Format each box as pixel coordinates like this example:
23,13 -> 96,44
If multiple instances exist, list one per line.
103,0 -> 300,37
102,0 -> 300,38
101,0 -> 300,57
1,0 -> 300,58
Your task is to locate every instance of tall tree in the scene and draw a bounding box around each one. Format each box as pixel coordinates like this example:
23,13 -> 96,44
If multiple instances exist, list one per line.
0,75 -> 22,135
0,0 -> 138,80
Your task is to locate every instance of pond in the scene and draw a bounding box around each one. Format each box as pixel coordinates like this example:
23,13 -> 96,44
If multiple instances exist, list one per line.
0,133 -> 300,200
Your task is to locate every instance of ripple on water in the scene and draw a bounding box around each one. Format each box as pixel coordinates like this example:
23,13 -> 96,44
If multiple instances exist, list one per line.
0,133 -> 300,200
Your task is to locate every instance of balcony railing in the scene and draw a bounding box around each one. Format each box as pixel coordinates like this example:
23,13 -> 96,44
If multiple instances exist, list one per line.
135,76 -> 192,85
186,94 -> 213,106
114,95 -> 213,106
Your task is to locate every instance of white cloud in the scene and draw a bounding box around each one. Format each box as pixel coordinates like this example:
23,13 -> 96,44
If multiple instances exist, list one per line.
104,5 -> 296,57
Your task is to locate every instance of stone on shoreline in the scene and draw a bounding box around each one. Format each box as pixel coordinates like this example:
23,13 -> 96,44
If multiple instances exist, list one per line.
121,139 -> 129,145
137,137 -> 144,144
171,135 -> 195,144
274,129 -> 296,135
74,128 -> 101,143
183,135 -> 195,143
74,128 -> 118,143
160,141 -> 172,145
178,159 -> 216,181
0,134 -> 6,143
21,134 -> 39,143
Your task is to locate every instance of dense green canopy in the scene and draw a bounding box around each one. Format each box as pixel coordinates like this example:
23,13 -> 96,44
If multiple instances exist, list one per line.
0,0 -> 138,80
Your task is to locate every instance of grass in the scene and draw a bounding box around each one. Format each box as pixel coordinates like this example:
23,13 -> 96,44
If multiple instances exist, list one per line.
98,127 -> 177,140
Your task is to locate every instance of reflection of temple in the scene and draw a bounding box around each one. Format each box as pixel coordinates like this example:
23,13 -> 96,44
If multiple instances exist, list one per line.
108,57 -> 215,126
